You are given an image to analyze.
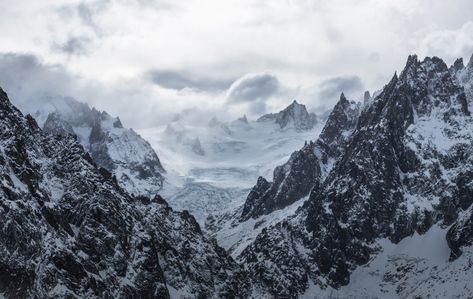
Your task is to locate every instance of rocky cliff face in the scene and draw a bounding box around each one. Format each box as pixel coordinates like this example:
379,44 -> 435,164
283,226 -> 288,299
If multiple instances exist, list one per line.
237,54 -> 473,298
454,54 -> 473,107
257,100 -> 317,131
3,53 -> 473,299
241,94 -> 360,220
0,88 -> 251,298
38,97 -> 165,197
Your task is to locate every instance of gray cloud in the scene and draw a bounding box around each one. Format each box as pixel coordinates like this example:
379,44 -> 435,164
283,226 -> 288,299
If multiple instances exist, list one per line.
0,52 -> 235,129
317,75 -> 364,102
56,0 -> 110,35
13,0 -> 473,100
247,100 -> 268,115
223,73 -> 283,116
418,21 -> 473,64
226,73 -> 280,103
135,0 -> 178,10
53,35 -> 93,56
77,0 -> 109,31
368,52 -> 381,62
0,53 -> 78,112
4,0 -> 473,130
148,69 -> 233,91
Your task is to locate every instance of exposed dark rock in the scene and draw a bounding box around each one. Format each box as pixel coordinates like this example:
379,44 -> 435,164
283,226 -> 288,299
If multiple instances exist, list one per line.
37,96 -> 165,197
241,93 -> 360,220
0,87 -> 250,298
43,112 -> 75,136
363,90 -> 371,105
237,54 -> 473,296
241,141 -> 320,220
191,137 -> 205,156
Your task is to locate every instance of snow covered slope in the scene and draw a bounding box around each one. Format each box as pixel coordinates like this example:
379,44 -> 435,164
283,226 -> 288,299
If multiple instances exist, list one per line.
139,101 -> 326,228
302,225 -> 473,298
34,96 -> 165,197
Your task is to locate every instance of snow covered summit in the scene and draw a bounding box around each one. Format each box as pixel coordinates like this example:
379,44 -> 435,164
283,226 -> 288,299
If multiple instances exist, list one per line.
257,100 -> 317,131
35,96 -> 165,197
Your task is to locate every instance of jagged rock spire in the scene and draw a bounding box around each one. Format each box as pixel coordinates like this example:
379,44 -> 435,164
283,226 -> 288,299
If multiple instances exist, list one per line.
453,57 -> 465,71
257,99 -> 317,131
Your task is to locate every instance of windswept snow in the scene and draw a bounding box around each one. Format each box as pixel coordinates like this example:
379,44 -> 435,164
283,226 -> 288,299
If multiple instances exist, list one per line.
217,195 -> 308,258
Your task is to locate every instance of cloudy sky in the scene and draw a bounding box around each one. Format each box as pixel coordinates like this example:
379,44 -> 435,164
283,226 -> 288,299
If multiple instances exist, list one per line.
1,0 -> 473,128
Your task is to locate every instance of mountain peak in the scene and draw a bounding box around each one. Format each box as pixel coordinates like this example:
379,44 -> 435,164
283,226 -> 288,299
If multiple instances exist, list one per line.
468,53 -> 473,68
275,100 -> 317,130
43,111 -> 75,136
399,55 -> 450,83
283,99 -> 304,111
0,87 -> 17,111
0,86 -> 23,120
0,86 -> 7,102
402,55 -> 449,77
450,58 -> 465,76
237,114 -> 249,124
257,100 -> 317,131
191,137 -> 205,155
406,54 -> 419,66
454,57 -> 465,69
33,95 -> 165,197
363,90 -> 371,104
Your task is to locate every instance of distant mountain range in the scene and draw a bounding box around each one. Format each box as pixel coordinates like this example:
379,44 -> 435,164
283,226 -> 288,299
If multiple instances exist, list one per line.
1,53 -> 473,298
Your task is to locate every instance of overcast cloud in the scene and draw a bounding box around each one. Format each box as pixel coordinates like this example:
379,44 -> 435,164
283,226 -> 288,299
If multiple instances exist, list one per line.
148,69 -> 234,91
0,0 -> 473,128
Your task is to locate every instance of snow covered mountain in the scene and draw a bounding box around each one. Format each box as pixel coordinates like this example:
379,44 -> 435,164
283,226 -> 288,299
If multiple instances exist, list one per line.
241,94 -> 360,220
139,101 -> 326,227
453,54 -> 473,107
2,52 -> 473,299
257,100 -> 318,131
34,96 -> 165,197
234,54 -> 473,298
0,87 -> 253,298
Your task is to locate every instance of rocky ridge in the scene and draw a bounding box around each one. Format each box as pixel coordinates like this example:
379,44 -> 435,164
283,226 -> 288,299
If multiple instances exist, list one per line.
0,88 -> 253,298
241,94 -> 360,220
237,54 -> 473,298
37,97 -> 165,197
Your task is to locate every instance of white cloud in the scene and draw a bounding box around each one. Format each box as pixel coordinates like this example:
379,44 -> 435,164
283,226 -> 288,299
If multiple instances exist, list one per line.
417,22 -> 473,64
226,73 -> 280,102
0,0 -> 473,128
